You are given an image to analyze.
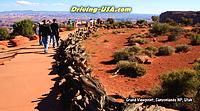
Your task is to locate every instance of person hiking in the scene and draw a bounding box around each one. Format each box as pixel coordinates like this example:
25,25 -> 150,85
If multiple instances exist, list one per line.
47,20 -> 53,45
39,20 -> 52,53
35,23 -> 42,45
50,19 -> 60,48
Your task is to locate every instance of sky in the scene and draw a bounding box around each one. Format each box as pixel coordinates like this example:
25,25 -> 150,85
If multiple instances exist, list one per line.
0,0 -> 199,14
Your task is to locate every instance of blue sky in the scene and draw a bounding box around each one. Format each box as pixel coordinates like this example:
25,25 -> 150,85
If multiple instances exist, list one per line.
0,0 -> 199,14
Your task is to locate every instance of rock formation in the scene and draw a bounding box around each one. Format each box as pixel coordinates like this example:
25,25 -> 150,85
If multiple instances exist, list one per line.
160,11 -> 200,24
10,36 -> 29,46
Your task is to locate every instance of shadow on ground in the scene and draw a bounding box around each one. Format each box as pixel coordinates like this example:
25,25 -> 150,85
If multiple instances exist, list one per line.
100,59 -> 116,65
32,71 -> 67,111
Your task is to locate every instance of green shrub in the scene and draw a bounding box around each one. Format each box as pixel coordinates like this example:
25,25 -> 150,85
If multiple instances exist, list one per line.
106,18 -> 115,24
117,60 -> 146,77
124,21 -> 132,25
113,22 -> 122,27
181,17 -> 193,26
194,90 -> 200,111
124,46 -> 143,54
185,32 -> 193,37
161,69 -> 200,97
165,18 -> 177,26
150,23 -> 170,36
66,25 -> 75,31
168,33 -> 179,41
93,34 -> 99,38
194,63 -> 200,71
129,33 -> 145,39
0,27 -> 10,40
136,19 -> 147,25
113,46 -> 143,62
145,46 -> 158,52
135,34 -> 145,38
151,16 -> 159,22
169,26 -> 184,35
113,50 -> 131,62
194,58 -> 200,63
128,38 -> 147,45
151,69 -> 200,110
145,46 -> 158,57
112,30 -> 121,34
191,27 -> 200,34
113,21 -> 133,28
13,19 -> 34,37
191,34 -> 200,45
158,46 -> 175,56
134,39 -> 146,44
175,45 -> 191,53
194,58 -> 200,71
124,21 -> 133,28
106,24 -> 114,29
167,26 -> 183,41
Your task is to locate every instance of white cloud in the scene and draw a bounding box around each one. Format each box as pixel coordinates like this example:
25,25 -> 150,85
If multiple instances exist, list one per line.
16,1 -> 39,6
15,1 -> 66,7
51,3 -> 66,6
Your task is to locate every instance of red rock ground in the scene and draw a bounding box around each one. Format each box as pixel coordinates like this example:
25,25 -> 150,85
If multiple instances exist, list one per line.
84,28 -> 200,98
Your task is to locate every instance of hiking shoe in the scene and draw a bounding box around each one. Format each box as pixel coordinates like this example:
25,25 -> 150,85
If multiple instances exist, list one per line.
44,50 -> 48,54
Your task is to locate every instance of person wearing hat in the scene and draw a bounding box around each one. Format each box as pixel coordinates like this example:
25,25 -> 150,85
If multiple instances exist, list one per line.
39,20 -> 52,53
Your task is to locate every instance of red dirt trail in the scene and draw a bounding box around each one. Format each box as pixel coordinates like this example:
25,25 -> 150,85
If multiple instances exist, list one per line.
0,31 -> 73,111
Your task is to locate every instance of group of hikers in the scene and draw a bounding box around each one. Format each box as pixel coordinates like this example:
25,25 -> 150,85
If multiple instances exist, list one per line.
36,18 -> 99,53
36,19 -> 60,53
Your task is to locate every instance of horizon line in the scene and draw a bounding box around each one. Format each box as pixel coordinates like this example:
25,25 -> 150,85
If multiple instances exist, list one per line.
0,10 -> 160,15
1,10 -> 199,15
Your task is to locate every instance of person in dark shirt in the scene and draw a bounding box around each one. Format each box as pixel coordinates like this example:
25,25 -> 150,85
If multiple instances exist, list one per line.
39,20 -> 52,53
50,19 -> 60,48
